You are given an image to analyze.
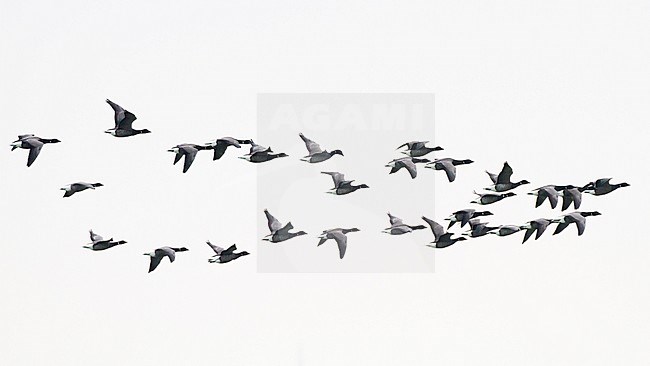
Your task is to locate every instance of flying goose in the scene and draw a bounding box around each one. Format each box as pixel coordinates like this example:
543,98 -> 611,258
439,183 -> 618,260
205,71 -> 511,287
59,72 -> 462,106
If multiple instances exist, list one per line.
10,135 -> 61,167
239,141 -> 287,163
299,133 -> 343,163
425,158 -> 474,182
471,191 -> 516,205
462,219 -> 498,238
485,162 -> 530,192
421,216 -> 467,248
262,209 -> 307,243
548,185 -> 586,211
583,178 -> 630,196
521,218 -> 551,244
205,137 -> 253,160
487,225 -> 522,237
143,246 -> 189,273
445,209 -> 493,229
386,157 -> 431,179
317,228 -> 360,259
205,241 -> 250,263
382,213 -> 427,235
551,211 -> 601,236
83,230 -> 127,251
168,144 -> 210,173
396,141 -> 443,157
321,171 -> 369,195
61,182 -> 103,198
528,185 -> 560,209
105,99 -> 151,137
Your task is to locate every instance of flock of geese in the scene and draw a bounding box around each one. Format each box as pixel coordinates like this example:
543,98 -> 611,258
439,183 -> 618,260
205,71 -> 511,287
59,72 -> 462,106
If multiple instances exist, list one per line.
10,99 -> 630,271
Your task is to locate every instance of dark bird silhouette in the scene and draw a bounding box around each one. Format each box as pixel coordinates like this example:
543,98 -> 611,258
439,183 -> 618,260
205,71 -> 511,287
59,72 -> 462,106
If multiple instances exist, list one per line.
10,134 -> 61,167
422,216 -> 467,248
485,162 -> 530,192
105,99 -> 151,137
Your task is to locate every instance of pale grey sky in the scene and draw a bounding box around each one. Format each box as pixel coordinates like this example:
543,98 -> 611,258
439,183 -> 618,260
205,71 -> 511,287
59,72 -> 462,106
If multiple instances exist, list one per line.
1,0 -> 649,365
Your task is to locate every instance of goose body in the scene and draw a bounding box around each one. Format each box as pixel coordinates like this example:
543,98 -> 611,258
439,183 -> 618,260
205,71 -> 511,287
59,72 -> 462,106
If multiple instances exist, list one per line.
521,219 -> 551,243
583,178 -> 630,196
397,141 -> 443,157
382,213 -> 427,235
425,158 -> 474,182
485,162 -> 530,192
317,228 -> 360,259
386,157 -> 430,179
488,225 -> 522,237
422,216 -> 467,248
528,185 -> 560,209
471,191 -> 516,205
143,246 -> 189,272
321,171 -> 369,195
10,135 -> 61,167
206,241 -> 249,263
462,219 -> 498,238
299,133 -> 343,163
551,211 -> 601,236
445,209 -> 493,229
105,99 -> 151,137
205,137 -> 252,160
262,209 -> 307,243
168,144 -> 209,173
83,230 -> 127,251
61,182 -> 103,197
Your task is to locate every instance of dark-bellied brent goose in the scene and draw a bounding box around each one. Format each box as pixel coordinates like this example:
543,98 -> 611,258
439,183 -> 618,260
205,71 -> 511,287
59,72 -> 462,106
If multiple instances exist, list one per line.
144,246 -> 189,273
299,133 -> 343,163
10,134 -> 61,167
425,158 -> 474,182
421,216 -> 467,248
105,99 -> 151,137
321,171 -> 369,195
397,141 -> 443,157
382,213 -> 427,235
262,209 -> 307,243
485,162 -> 530,192
61,182 -> 103,198
83,230 -> 127,251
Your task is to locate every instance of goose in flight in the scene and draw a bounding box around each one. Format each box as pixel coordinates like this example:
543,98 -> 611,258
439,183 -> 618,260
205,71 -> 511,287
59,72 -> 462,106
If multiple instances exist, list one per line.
61,182 -> 103,198
83,230 -> 127,251
471,191 -> 516,205
421,216 -> 467,248
556,185 -> 585,211
10,135 -> 61,167
528,185 -> 560,209
205,241 -> 250,263
205,137 -> 253,160
168,144 -> 210,173
321,171 -> 369,195
317,228 -> 360,259
262,209 -> 307,243
462,219 -> 498,238
521,218 -> 551,244
487,225 -> 522,237
485,162 -> 530,192
397,141 -> 443,157
386,157 -> 431,179
382,213 -> 427,235
105,99 -> 151,137
143,246 -> 189,273
239,142 -> 287,163
299,133 -> 343,163
551,211 -> 601,236
445,209 -> 493,229
425,158 -> 474,182
582,178 -> 630,196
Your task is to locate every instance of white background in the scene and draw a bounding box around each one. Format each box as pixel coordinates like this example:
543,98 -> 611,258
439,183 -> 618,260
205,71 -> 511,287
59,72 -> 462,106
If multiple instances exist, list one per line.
1,1 -> 649,365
